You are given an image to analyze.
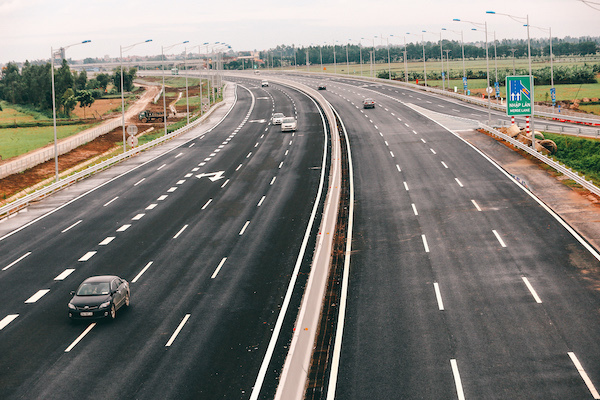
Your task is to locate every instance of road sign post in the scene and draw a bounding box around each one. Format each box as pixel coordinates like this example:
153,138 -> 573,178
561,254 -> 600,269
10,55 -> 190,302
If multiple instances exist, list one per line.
506,76 -> 532,116
507,75 -> 536,149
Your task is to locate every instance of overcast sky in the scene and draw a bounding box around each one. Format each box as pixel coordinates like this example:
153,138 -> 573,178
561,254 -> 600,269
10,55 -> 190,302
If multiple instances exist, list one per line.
1,0 -> 598,64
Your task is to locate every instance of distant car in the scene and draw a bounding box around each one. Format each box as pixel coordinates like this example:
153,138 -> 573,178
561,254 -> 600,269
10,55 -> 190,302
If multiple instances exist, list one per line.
318,83 -> 327,90
68,275 -> 130,320
363,98 -> 375,109
281,117 -> 297,132
254,70 -> 260,74
261,80 -> 269,87
272,112 -> 285,125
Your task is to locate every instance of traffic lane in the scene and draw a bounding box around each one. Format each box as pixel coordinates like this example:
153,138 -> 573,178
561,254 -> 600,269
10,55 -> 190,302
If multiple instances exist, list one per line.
0,84 -> 267,393
323,95 -> 457,399
0,87 -> 258,317
376,100 -> 600,398
6,85 -> 325,399
321,83 -> 600,399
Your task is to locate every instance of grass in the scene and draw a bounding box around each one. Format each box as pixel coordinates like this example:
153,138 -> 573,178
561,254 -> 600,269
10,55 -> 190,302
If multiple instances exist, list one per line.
0,124 -> 98,160
0,102 -> 52,124
543,132 -> 600,186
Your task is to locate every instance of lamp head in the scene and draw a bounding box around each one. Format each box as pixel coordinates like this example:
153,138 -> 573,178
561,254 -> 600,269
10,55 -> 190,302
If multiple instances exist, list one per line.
453,18 -> 461,21
486,11 -> 496,14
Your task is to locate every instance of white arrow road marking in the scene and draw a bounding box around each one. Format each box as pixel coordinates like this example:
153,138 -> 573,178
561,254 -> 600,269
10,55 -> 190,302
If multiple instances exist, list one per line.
196,171 -> 225,182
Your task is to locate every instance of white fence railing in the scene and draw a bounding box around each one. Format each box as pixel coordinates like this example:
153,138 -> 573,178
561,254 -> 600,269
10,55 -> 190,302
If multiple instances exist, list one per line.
0,102 -> 225,218
479,122 -> 600,197
0,118 -> 122,180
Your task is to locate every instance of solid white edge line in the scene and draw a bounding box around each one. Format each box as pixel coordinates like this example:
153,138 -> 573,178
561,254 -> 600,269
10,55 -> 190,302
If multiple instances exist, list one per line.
25,289 -> 50,303
254,90 -> 330,400
568,352 -> 600,399
0,314 -> 18,330
211,257 -> 227,279
434,283 -> 444,310
451,359 -> 466,400
492,230 -> 507,247
132,261 -> 153,283
54,268 -> 76,281
422,234 -> 430,253
3,252 -> 32,271
65,323 -> 96,352
62,219 -> 83,233
166,314 -> 191,347
521,277 -> 543,303
239,221 -> 250,235
325,103 -> 354,400
173,225 -> 188,239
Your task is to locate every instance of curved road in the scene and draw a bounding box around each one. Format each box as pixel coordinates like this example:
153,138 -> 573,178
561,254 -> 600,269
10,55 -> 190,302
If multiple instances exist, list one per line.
0,81 -> 328,399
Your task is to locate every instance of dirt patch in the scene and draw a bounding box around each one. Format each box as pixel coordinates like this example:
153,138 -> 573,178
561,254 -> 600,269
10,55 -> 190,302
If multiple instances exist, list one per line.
71,98 -> 122,119
0,123 -> 153,203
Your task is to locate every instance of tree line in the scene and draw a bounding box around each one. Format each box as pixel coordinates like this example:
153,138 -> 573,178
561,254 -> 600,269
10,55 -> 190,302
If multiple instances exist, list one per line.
252,39 -> 599,69
0,60 -> 137,118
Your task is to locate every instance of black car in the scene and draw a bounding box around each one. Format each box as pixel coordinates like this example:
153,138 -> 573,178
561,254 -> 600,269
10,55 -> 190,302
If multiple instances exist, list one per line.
68,275 -> 130,320
363,98 -> 375,109
318,83 -> 327,90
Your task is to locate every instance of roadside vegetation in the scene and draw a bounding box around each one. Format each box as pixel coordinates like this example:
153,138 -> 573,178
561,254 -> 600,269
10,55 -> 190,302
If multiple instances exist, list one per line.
543,132 -> 600,185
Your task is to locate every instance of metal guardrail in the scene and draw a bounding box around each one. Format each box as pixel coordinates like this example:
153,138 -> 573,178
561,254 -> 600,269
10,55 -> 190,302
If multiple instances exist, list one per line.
288,71 -> 600,126
479,122 -> 600,197
496,119 -> 600,138
0,118 -> 122,180
0,102 -> 226,219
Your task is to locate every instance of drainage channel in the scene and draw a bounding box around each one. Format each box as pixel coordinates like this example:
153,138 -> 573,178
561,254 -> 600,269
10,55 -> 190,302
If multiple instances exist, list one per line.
305,112 -> 351,400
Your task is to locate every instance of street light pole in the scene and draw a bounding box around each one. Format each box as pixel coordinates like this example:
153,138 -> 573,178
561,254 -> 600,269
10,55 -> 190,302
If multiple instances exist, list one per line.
346,40 -> 350,75
404,34 -> 409,83
162,41 -> 189,136
386,36 -> 392,80
421,32 -> 427,87
120,39 -> 152,153
487,11 -> 536,148
453,19 -> 491,124
51,40 -> 91,183
442,28 -> 466,94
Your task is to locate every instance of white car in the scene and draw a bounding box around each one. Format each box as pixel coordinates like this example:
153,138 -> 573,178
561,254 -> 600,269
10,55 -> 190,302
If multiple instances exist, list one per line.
281,117 -> 297,132
261,80 -> 269,87
272,113 -> 285,125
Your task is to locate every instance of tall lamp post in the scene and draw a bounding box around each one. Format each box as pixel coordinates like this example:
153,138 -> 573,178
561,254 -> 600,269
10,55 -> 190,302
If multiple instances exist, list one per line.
423,30 -> 444,90
51,40 -> 91,183
420,31 -> 428,87
528,24 -> 555,112
346,39 -> 350,75
442,28 -> 466,94
120,39 -> 152,153
453,18 -> 491,124
487,10 -> 535,148
162,41 -> 189,136
403,34 -> 409,83
386,35 -> 392,80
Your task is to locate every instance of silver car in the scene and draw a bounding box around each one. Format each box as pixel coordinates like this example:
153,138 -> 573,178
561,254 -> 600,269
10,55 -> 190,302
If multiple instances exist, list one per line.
272,113 -> 285,125
281,117 -> 297,132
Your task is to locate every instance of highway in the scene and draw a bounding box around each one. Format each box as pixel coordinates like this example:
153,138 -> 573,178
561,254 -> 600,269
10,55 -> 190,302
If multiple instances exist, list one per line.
280,74 -> 600,399
0,80 -> 329,399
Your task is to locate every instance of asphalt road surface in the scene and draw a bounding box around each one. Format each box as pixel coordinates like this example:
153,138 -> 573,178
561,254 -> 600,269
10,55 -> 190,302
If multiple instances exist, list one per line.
284,74 -> 600,399
0,81 -> 328,399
